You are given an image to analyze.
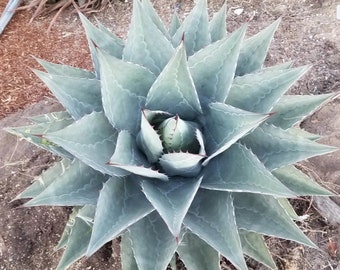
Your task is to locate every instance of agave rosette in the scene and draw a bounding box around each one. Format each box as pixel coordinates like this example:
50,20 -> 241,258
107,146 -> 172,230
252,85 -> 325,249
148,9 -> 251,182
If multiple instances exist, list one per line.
7,0 -> 338,269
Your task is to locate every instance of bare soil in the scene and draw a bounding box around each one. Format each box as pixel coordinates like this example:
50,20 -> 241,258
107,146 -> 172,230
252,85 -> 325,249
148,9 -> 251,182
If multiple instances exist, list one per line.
0,0 -> 339,269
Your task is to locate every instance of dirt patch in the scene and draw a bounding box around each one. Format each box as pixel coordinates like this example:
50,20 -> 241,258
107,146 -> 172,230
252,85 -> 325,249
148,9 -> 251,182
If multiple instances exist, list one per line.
0,0 -> 339,269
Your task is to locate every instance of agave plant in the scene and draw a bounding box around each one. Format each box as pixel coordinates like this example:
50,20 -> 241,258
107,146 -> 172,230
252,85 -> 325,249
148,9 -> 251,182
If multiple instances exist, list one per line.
7,0 -> 338,269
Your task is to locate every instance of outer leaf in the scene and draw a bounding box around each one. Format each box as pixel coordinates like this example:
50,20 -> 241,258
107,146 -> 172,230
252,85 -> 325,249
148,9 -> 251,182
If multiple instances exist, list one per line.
172,0 -> 211,56
267,93 -> 336,129
177,231 -> 220,270
241,123 -> 337,170
146,43 -> 202,120
141,0 -> 168,37
121,232 -> 139,270
25,159 -> 108,206
184,190 -> 247,270
236,18 -> 280,76
33,70 -> 102,120
141,177 -> 202,237
233,193 -> 317,248
209,3 -> 227,42
87,177 -> 154,256
286,127 -> 321,141
56,207 -> 80,250
201,143 -> 296,197
239,230 -> 277,270
15,158 -> 72,200
35,57 -> 95,78
188,25 -> 246,104
262,61 -> 293,71
109,131 -> 168,181
45,111 -> 126,176
28,111 -> 72,124
203,102 -> 269,165
123,0 -> 174,75
128,212 -> 179,270
56,205 -> 95,270
272,165 -> 333,196
79,13 -> 124,75
97,49 -> 156,134
278,198 -> 304,221
159,152 -> 204,177
226,66 -> 310,113
136,110 -> 163,163
168,11 -> 181,37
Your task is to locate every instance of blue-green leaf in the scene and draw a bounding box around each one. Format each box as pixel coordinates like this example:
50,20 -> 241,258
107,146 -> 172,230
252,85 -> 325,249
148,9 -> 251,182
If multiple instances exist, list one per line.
56,207 -> 80,250
184,190 -> 247,270
177,231 -> 220,270
56,205 -> 95,270
203,102 -> 269,165
146,43 -> 202,120
87,177 -> 154,256
25,159 -> 108,206
142,176 -> 202,236
168,11 -> 181,37
286,127 -> 321,141
239,230 -> 277,270
209,3 -> 226,42
189,25 -> 246,104
45,112 -> 126,176
28,111 -> 72,124
121,231 -> 139,270
272,165 -> 333,196
109,131 -> 168,181
97,49 -> 156,134
141,0 -> 169,37
128,212 -> 179,270
172,0 -> 211,56
278,198 -> 303,221
236,18 -> 280,76
262,61 -> 293,71
33,70 -> 102,120
123,0 -> 174,75
79,13 -> 124,75
201,143 -> 296,197
267,93 -> 336,129
159,152 -> 204,177
241,123 -> 337,170
136,110 -> 163,163
227,66 -> 310,113
234,193 -> 317,248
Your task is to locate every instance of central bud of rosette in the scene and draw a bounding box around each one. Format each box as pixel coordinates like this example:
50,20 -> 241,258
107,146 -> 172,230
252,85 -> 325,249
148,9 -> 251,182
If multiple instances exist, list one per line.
136,109 -> 206,177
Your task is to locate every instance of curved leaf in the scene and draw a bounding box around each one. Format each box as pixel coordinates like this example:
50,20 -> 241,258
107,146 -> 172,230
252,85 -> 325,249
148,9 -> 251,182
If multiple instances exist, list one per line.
97,49 -> 156,134
142,176 -> 202,236
241,123 -> 337,170
201,143 -> 296,197
28,111 -> 72,124
227,66 -> 310,113
168,11 -> 181,37
121,232 -> 139,270
146,43 -> 202,120
141,0 -> 168,37
189,25 -> 246,104
87,177 -> 154,256
209,3 -> 227,42
123,0 -> 174,75
234,193 -> 317,248
184,190 -> 247,270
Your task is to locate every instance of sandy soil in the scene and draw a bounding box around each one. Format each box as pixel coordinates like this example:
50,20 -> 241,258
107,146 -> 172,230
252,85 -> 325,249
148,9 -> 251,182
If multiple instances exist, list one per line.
0,0 -> 339,269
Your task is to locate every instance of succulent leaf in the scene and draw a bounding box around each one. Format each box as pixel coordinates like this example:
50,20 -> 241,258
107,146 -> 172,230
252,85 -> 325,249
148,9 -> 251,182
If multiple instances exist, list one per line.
56,205 -> 95,270
209,3 -> 227,42
121,232 -> 139,270
142,176 -> 202,236
234,193 -> 317,248
239,230 -> 277,270
172,0 -> 211,56
87,177 -> 154,256
273,165 -> 333,196
177,231 -> 220,270
97,49 -> 156,134
236,18 -> 281,76
28,111 -> 72,124
56,207 -> 80,250
188,25 -> 246,104
286,127 -> 321,141
128,212 -> 180,270
146,43 -> 202,120
201,143 -> 296,197
278,198 -> 303,221
123,0 -> 174,75
203,102 -> 269,165
168,11 -> 181,37
262,61 -> 293,71
33,70 -> 102,120
45,112 -> 126,176
24,159 -> 108,206
242,123 -> 337,170
184,190 -> 247,270
226,66 -> 310,113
